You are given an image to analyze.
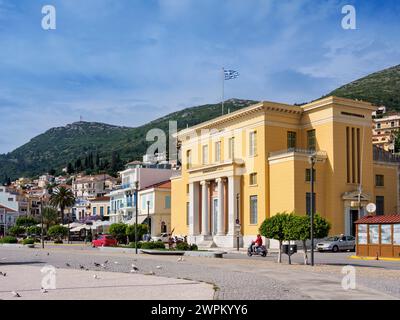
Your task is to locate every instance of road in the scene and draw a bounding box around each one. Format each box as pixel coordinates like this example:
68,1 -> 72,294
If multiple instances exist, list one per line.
1,245 -> 399,300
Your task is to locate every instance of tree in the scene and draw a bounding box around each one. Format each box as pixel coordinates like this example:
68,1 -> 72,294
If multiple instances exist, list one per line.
47,225 -> 68,241
67,162 -> 74,175
8,226 -> 26,237
126,224 -> 148,243
27,225 -> 42,236
259,212 -> 291,263
49,186 -> 76,223
109,223 -> 127,244
15,216 -> 37,227
42,206 -> 59,230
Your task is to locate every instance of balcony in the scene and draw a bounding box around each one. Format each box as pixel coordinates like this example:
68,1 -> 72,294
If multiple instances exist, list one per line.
269,148 -> 327,158
373,145 -> 400,163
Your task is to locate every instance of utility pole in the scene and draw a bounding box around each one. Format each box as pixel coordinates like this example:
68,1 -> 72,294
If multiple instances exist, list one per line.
147,200 -> 150,240
40,197 -> 44,249
309,154 -> 316,267
134,181 -> 139,254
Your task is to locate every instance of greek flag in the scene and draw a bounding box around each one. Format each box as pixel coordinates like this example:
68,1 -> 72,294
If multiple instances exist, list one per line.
224,69 -> 239,80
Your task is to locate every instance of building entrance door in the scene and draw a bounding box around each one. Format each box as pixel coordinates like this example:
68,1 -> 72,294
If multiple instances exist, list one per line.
350,209 -> 359,236
212,198 -> 218,235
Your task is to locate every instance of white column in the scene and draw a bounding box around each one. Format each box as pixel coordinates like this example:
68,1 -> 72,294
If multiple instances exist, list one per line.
227,176 -> 241,235
200,181 -> 210,236
189,182 -> 200,235
216,178 -> 225,236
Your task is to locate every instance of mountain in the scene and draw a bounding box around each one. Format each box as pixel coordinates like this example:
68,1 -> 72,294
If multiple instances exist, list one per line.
325,64 -> 400,110
0,99 -> 257,180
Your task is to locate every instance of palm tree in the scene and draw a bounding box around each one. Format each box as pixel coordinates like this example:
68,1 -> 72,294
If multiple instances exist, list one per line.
49,186 -> 76,223
42,206 -> 59,230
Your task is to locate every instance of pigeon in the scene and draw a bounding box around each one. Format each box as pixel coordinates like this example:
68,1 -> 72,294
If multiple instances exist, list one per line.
104,260 -> 109,264
131,264 -> 138,271
100,264 -> 106,269
79,265 -> 85,269
47,253 -> 50,256
0,271 -> 6,277
177,257 -> 184,262
11,291 -> 21,298
41,288 -> 48,293
93,274 -> 100,279
65,263 -> 71,267
156,266 -> 162,269
94,262 -> 101,267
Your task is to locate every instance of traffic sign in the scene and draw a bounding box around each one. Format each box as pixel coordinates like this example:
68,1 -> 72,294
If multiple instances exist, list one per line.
366,203 -> 376,213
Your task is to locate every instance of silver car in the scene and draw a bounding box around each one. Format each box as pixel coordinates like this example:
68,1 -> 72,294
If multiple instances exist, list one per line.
316,235 -> 356,252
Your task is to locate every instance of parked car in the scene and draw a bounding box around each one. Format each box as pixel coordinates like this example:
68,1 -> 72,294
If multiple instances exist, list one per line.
151,233 -> 170,243
92,234 -> 118,248
316,235 -> 356,252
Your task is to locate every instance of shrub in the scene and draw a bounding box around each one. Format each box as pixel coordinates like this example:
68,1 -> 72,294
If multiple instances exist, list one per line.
47,225 -> 68,240
141,241 -> 166,250
126,224 -> 148,242
8,225 -> 26,237
0,236 -> 18,244
128,241 -> 142,249
109,223 -> 127,244
176,242 -> 190,251
27,226 -> 42,236
22,238 -> 35,245
189,244 -> 198,251
16,216 -> 37,227
54,239 -> 63,244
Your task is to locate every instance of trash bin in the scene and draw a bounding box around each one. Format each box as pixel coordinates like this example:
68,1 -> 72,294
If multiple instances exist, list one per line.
289,244 -> 297,254
282,244 -> 289,254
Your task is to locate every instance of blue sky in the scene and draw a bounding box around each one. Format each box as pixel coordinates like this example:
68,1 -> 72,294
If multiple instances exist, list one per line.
0,0 -> 400,153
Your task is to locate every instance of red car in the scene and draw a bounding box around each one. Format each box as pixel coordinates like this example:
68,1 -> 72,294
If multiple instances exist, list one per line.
92,235 -> 118,248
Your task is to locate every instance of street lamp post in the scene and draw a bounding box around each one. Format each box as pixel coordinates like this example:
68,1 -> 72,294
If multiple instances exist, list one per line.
134,181 -> 139,254
147,200 -> 150,240
309,154 -> 316,266
40,197 -> 44,249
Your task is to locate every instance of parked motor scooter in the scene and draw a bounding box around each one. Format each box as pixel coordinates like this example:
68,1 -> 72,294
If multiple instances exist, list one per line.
247,242 -> 268,257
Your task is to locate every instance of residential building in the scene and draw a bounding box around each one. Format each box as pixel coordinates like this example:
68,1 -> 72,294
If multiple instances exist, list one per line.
89,196 -> 111,220
135,180 -> 171,236
0,186 -> 29,216
108,162 -> 174,223
171,96 -> 400,248
0,204 -> 20,236
72,174 -> 117,200
372,113 -> 400,151
38,174 -> 55,188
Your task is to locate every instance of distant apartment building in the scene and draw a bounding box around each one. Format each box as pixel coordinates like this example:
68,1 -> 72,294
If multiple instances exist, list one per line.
38,174 -> 55,188
0,204 -> 19,236
108,162 -> 174,224
72,174 -> 117,200
0,187 -> 28,232
25,188 -> 49,218
372,114 -> 400,152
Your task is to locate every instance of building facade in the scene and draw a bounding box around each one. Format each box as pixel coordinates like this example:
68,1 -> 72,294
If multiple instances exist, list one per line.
89,196 -> 111,219
171,97 -> 400,248
72,174 -> 116,200
372,114 -> 400,151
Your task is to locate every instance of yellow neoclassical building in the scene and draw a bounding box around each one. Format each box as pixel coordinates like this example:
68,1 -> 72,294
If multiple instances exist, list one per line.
171,96 -> 400,248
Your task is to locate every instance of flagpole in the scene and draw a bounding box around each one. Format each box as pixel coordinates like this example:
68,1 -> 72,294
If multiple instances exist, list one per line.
222,67 -> 225,115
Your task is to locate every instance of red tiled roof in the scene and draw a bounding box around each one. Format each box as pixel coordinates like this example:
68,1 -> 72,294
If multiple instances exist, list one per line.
90,196 -> 110,202
142,180 -> 171,191
0,204 -> 17,212
355,215 -> 400,224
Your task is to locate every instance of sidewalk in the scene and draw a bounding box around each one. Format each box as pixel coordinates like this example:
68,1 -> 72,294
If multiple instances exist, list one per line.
0,265 -> 214,300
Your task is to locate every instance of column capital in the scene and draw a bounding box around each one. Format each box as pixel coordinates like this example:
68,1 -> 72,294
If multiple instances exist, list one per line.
215,177 -> 226,183
200,180 -> 210,186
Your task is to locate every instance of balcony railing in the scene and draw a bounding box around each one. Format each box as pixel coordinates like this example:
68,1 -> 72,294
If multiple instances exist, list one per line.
269,148 -> 327,158
373,145 -> 400,163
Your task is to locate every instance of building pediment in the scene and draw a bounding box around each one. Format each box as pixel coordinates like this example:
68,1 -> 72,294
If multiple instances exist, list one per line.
342,191 -> 371,202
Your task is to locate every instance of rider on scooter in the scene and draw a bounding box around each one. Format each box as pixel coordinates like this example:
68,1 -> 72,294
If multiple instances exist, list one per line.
251,234 -> 263,253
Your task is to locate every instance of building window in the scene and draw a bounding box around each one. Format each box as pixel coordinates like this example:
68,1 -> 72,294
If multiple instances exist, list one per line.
307,130 -> 316,151
250,196 -> 258,224
287,131 -> 297,149
107,206 -> 110,215
100,207 -> 104,217
306,192 -> 316,216
228,137 -> 235,159
375,175 -> 384,187
186,202 -> 190,226
391,121 -> 395,127
249,173 -> 257,185
202,145 -> 209,164
376,196 -> 384,215
215,141 -> 221,162
305,169 -> 316,182
249,131 -> 257,156
92,207 -> 97,215
165,196 -> 171,209
186,150 -> 192,169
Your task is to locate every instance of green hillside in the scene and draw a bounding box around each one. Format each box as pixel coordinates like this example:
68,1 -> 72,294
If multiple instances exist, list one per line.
326,64 -> 400,110
0,99 -> 257,180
